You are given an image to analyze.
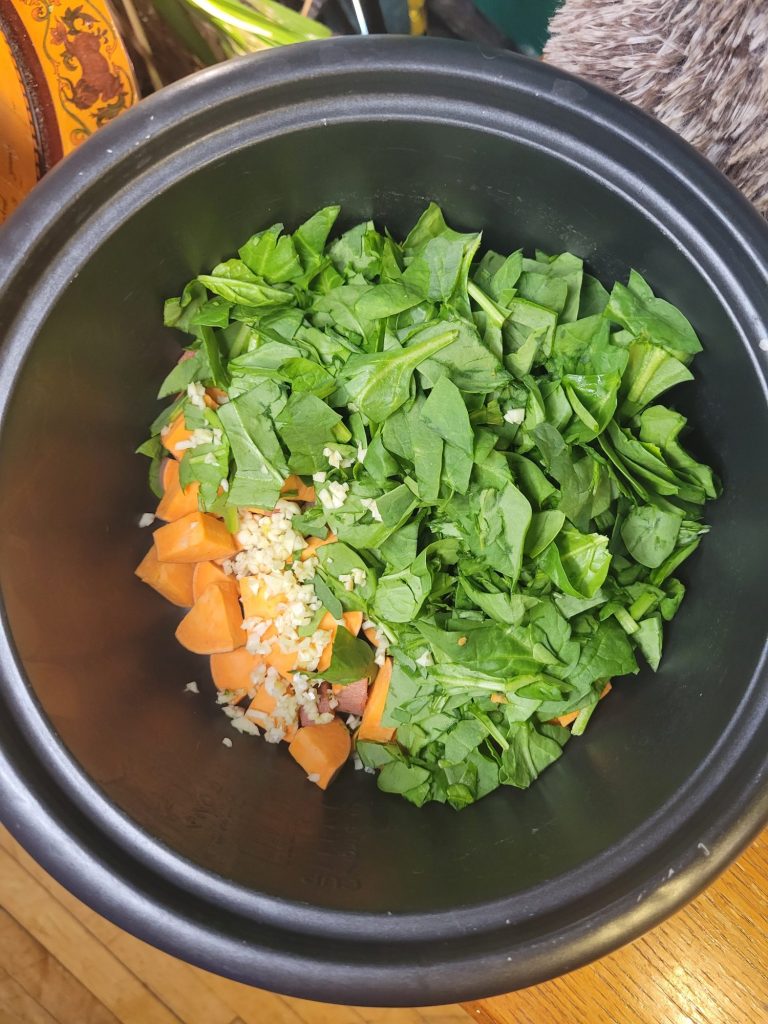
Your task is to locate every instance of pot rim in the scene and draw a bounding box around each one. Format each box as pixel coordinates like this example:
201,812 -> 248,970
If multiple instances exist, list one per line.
1,37 -> 767,1005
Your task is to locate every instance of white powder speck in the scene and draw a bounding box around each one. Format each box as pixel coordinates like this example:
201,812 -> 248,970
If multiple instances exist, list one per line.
138,513 -> 155,528
222,738 -> 233,748
184,681 -> 199,694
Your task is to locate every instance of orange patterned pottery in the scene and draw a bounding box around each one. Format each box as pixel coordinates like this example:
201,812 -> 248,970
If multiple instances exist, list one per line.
0,0 -> 138,221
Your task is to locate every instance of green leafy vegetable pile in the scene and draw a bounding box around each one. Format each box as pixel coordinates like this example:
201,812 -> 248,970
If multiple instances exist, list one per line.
140,203 -> 719,809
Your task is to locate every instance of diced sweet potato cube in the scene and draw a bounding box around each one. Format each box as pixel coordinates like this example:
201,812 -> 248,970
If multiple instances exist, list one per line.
550,709 -> 579,728
154,511 -> 237,563
175,581 -> 244,654
343,611 -> 363,636
239,576 -> 288,619
289,718 -> 351,790
210,647 -> 261,697
550,681 -> 613,728
318,611 -> 337,632
135,546 -> 194,607
357,658 -> 395,743
315,611 -> 363,673
156,459 -> 200,522
245,624 -> 298,679
193,561 -> 230,602
206,387 -> 228,405
263,641 -> 299,678
246,684 -> 298,741
363,623 -> 383,647
315,612 -> 336,673
300,533 -> 337,561
161,415 -> 192,459
280,474 -> 315,503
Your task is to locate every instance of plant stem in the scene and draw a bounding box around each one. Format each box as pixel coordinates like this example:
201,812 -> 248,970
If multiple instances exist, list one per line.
184,0 -> 325,47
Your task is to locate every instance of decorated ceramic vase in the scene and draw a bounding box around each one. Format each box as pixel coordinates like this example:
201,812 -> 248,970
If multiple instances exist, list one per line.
0,0 -> 138,220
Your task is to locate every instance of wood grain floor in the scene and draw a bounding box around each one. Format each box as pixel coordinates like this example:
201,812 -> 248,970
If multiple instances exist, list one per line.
468,831 -> 768,1024
0,827 -> 469,1024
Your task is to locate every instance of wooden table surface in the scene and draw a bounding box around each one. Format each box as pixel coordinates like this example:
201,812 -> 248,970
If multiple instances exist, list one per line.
1,824 -> 765,1024
468,831 -> 768,1024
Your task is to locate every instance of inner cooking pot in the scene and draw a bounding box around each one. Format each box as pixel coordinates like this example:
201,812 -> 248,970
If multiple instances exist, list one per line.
0,37 -> 766,1006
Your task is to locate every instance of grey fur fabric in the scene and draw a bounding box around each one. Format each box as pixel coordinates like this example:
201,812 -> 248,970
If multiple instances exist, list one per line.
544,0 -> 768,216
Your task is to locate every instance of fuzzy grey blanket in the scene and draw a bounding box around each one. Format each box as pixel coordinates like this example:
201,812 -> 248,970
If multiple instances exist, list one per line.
544,0 -> 768,216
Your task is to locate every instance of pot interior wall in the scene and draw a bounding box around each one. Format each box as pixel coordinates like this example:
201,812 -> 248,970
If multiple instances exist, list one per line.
0,119 -> 764,913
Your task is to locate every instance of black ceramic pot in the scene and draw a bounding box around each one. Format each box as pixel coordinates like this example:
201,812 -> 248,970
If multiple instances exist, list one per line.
0,37 -> 766,1007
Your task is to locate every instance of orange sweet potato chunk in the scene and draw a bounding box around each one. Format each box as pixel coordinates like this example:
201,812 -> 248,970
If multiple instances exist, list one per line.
193,561 -> 230,602
315,611 -> 364,673
161,415 -> 192,459
156,459 -> 200,522
175,581 -> 244,654
263,640 -> 300,678
154,511 -> 237,563
357,657 -> 396,744
209,647 -> 260,695
343,610 -> 363,636
135,546 -> 194,607
288,718 -> 351,789
246,685 -> 298,742
280,474 -> 315,503
550,681 -> 613,728
300,533 -> 337,561
239,577 -> 288,620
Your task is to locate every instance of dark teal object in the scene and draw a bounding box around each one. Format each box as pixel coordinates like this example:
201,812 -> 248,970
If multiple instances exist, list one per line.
380,0 -> 411,34
475,0 -> 559,53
